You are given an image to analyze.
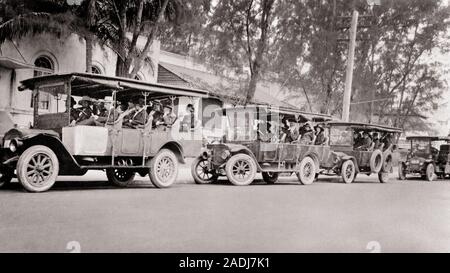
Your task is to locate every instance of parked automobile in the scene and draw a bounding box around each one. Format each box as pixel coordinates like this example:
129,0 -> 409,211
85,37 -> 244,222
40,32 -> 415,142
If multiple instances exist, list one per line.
398,136 -> 450,181
319,122 -> 402,183
0,73 -> 211,192
191,105 -> 332,186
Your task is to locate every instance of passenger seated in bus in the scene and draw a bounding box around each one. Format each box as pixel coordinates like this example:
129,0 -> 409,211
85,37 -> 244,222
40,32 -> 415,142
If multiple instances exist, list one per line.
314,124 -> 327,145
381,132 -> 393,150
372,132 -> 382,149
124,97 -> 148,129
73,96 -> 95,126
122,100 -> 137,127
156,104 -> 177,130
356,131 -> 373,150
92,98 -> 119,126
67,96 -> 79,123
299,123 -> 315,145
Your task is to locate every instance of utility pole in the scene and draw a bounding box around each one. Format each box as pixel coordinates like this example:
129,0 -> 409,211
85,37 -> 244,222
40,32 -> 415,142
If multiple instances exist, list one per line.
342,10 -> 359,122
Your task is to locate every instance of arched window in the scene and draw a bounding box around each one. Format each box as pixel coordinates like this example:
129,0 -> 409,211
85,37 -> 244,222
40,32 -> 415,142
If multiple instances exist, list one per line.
33,56 -> 54,77
91,66 -> 102,74
32,55 -> 55,110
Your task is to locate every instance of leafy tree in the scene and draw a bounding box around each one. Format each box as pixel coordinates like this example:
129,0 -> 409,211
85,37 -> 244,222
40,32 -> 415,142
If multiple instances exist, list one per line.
198,0 -> 276,103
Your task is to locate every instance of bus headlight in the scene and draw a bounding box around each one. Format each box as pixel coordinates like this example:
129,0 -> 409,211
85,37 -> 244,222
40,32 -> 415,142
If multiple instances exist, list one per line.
9,141 -> 17,152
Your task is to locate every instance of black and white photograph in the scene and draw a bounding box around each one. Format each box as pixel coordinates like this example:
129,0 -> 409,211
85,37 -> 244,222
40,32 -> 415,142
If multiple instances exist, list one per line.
0,0 -> 450,258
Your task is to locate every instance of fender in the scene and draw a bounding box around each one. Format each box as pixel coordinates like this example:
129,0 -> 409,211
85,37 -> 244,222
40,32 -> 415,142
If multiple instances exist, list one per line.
333,151 -> 360,173
228,144 -> 262,170
14,133 -> 84,175
158,141 -> 186,164
302,151 -> 320,170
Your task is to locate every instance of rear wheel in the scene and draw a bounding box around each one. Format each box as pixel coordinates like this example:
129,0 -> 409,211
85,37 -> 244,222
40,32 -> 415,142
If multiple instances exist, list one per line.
16,145 -> 59,192
378,172 -> 390,183
191,157 -> 218,184
341,160 -> 356,184
398,162 -> 406,180
425,164 -> 435,182
106,169 -> 135,187
225,154 -> 257,186
148,149 -> 178,188
296,156 -> 316,185
0,168 -> 14,189
262,172 -> 279,184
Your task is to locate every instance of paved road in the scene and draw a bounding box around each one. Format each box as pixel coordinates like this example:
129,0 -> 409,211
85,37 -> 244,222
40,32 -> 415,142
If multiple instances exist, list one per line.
1,164 -> 450,253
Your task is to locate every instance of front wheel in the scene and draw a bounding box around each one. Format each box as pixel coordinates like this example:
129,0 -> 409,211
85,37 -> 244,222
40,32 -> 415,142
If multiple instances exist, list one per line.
0,168 -> 14,189
296,156 -> 317,185
16,145 -> 59,192
262,172 -> 279,184
341,160 -> 356,184
425,164 -> 435,182
148,149 -> 178,188
225,154 -> 257,186
106,169 -> 135,187
191,157 -> 218,184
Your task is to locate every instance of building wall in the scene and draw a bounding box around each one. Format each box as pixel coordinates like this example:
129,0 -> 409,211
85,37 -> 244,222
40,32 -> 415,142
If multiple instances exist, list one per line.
0,33 -> 159,127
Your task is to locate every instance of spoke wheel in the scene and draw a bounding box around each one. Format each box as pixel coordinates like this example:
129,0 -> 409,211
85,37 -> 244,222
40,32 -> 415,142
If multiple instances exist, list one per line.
225,154 -> 257,186
106,168 -> 135,187
191,157 -> 218,184
262,172 -> 279,184
16,145 -> 59,192
341,160 -> 356,184
148,149 -> 178,188
296,156 -> 317,185
425,164 -> 435,182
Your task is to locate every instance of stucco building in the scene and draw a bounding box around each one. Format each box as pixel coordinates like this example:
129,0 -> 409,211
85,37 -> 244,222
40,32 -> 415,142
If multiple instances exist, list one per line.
0,33 -> 298,133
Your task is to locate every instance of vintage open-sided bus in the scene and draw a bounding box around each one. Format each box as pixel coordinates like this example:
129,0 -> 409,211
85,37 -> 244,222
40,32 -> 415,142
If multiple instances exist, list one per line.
0,73 -> 214,192
191,105 -> 332,186
320,122 -> 403,183
398,136 -> 450,181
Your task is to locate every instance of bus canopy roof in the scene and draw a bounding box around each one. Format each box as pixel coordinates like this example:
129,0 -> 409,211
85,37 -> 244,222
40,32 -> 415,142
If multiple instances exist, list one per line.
18,73 -> 211,99
327,121 -> 403,133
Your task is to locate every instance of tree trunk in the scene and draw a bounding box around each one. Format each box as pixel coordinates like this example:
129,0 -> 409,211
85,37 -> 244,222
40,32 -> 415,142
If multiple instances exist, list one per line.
245,0 -> 275,104
85,34 -> 93,73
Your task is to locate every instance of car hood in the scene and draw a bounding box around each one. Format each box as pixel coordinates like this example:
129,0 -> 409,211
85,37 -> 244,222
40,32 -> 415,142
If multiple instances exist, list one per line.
3,128 -> 59,141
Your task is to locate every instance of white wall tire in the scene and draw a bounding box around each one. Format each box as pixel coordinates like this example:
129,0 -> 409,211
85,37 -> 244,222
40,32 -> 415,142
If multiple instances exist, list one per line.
341,160 -> 356,184
296,156 -> 316,185
16,145 -> 59,193
191,157 -> 218,184
370,150 -> 383,173
225,154 -> 257,186
106,169 -> 135,187
148,149 -> 178,188
425,164 -> 435,182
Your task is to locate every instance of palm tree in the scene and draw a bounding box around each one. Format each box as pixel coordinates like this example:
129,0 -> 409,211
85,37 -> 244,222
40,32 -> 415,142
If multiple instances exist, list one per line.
0,0 -> 97,73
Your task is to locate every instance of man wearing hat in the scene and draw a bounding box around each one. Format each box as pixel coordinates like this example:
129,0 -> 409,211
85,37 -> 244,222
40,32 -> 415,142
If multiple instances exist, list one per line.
67,96 -> 79,124
299,122 -> 315,145
74,96 -> 95,125
158,104 -> 177,129
314,124 -> 327,145
124,97 -> 148,128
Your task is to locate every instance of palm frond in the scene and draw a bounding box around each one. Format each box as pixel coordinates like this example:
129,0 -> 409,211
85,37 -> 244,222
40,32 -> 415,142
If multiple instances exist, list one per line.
0,12 -> 74,44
